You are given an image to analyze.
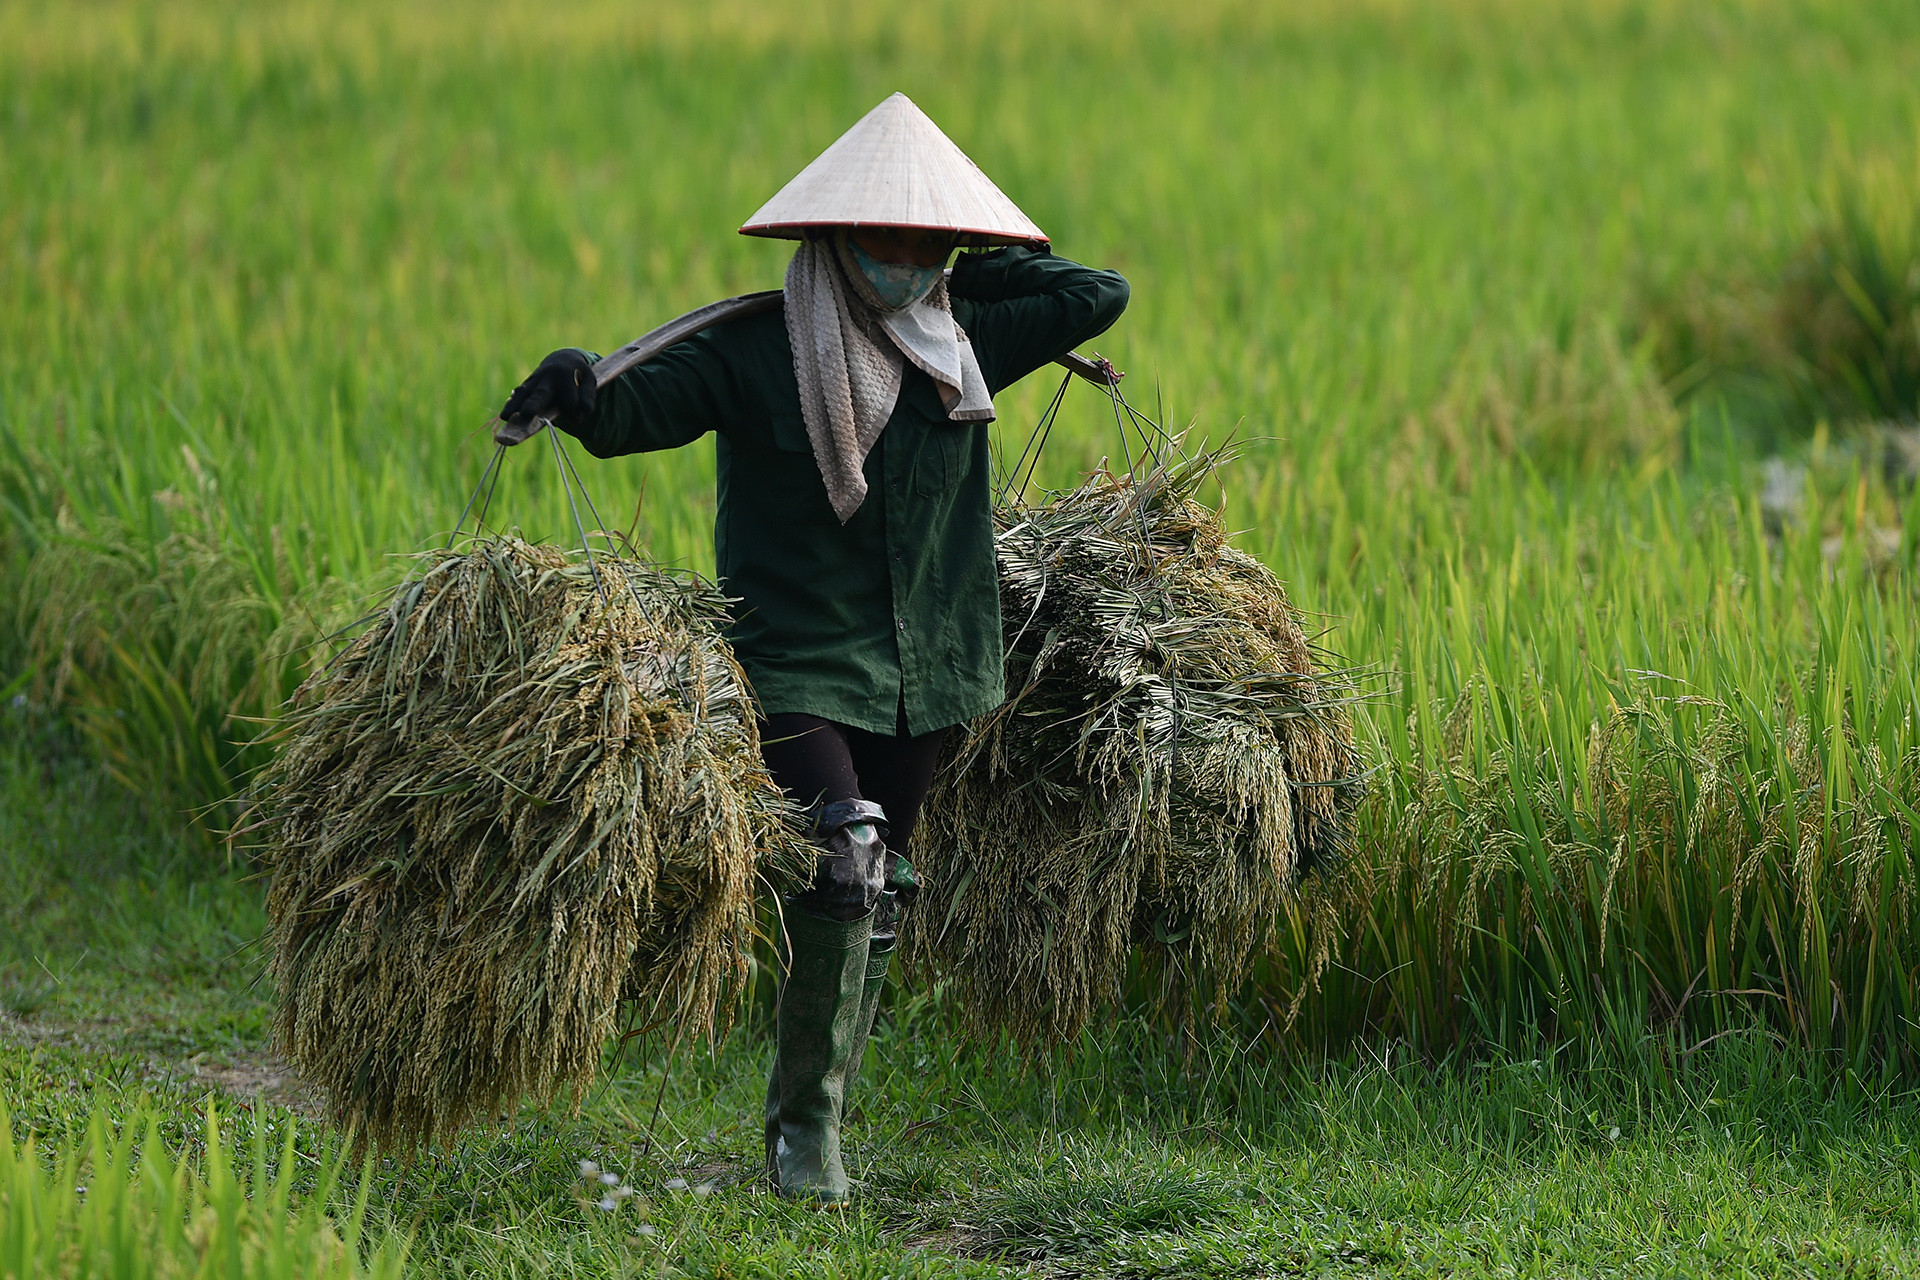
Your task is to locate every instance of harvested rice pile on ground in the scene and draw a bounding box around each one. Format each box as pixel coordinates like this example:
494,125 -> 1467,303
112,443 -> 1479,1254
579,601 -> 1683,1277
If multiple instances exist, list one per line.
905,450 -> 1365,1046
254,537 -> 809,1151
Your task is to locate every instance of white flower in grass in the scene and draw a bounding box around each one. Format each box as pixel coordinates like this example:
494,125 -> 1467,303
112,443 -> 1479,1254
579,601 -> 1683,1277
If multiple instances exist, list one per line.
579,1159 -> 600,1177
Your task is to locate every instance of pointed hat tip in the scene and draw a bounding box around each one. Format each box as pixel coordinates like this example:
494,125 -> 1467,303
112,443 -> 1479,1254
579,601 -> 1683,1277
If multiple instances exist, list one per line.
739,92 -> 1047,246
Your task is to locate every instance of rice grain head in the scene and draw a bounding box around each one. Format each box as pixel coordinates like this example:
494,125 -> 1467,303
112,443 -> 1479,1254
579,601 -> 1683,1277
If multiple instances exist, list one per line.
907,448 -> 1365,1047
253,537 -> 809,1152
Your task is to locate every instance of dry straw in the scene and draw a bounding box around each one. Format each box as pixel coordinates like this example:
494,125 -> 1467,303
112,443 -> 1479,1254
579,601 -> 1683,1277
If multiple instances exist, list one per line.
254,537 -> 809,1152
906,447 -> 1365,1046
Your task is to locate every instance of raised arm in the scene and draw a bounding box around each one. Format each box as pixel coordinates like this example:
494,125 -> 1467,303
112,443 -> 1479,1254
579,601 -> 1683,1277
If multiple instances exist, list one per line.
498,328 -> 751,459
947,247 -> 1130,394
573,325 -> 763,458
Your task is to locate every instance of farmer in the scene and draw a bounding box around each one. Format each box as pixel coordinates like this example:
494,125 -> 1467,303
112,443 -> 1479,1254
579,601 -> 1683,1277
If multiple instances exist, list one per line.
497,92 -> 1127,1205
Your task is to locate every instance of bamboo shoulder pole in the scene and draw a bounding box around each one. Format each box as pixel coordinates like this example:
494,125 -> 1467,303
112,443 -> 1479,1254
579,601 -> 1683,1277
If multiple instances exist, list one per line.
492,289 -> 1118,446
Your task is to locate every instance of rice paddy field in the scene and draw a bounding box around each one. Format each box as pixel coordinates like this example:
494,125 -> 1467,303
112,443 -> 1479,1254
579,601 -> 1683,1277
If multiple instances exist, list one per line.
5,0 -> 1920,1274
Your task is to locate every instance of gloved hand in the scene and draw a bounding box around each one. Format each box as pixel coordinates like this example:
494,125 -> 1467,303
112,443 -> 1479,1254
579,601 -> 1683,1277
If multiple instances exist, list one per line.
499,349 -> 596,430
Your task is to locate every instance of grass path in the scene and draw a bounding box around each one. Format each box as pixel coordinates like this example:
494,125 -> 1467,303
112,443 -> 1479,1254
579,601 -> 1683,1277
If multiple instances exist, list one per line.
9,723 -> 1920,1278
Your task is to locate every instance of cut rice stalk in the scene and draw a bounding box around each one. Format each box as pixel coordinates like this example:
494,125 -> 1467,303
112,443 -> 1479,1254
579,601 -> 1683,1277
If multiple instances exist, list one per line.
907,447 -> 1365,1047
253,537 -> 809,1152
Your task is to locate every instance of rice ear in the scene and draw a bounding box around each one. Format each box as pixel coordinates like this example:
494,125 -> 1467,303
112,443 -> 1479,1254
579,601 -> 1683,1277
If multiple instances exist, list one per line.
905,447 -> 1366,1047
253,537 -> 810,1153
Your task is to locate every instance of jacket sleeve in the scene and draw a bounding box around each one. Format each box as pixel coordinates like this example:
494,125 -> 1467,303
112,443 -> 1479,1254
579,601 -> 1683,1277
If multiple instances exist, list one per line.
557,328 -> 750,459
947,246 -> 1130,394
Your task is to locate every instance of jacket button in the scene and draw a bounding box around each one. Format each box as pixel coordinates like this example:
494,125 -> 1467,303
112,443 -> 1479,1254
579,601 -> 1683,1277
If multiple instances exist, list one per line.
896,620 -> 906,631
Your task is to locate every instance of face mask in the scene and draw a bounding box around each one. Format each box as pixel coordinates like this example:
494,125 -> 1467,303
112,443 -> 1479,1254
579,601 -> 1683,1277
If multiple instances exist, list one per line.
845,237 -> 946,311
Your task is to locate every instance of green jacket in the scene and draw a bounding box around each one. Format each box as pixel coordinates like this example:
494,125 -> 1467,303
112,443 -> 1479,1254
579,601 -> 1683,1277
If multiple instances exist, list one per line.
562,246 -> 1129,735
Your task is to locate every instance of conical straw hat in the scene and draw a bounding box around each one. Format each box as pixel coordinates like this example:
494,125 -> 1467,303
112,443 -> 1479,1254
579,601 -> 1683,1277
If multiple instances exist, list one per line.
740,92 -> 1046,246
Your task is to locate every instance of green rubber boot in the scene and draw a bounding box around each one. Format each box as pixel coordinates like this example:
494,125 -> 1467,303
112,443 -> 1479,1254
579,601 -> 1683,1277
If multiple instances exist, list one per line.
764,909 -> 873,1205
840,928 -> 896,1123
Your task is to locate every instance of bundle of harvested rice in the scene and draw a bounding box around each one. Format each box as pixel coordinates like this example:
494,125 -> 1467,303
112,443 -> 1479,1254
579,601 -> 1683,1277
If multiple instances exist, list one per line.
905,449 -> 1365,1046
254,537 -> 809,1151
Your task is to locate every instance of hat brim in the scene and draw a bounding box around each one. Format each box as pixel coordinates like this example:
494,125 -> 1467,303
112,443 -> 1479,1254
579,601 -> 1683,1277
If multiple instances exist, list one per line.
739,220 -> 1044,248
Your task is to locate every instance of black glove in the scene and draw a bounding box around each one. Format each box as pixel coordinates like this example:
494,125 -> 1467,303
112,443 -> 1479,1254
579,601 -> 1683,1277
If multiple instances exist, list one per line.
500,348 -> 596,427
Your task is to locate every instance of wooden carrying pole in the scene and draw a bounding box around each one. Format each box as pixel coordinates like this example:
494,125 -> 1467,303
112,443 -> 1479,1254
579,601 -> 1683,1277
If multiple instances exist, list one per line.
492,289 -> 1119,446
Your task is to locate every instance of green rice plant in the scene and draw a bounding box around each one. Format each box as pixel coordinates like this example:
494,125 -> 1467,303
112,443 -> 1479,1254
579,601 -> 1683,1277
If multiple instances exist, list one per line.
0,1102 -> 405,1279
1249,460 -> 1920,1069
1414,317 -> 1684,478
1775,189 -> 1920,426
2,0 -> 1919,1075
1643,161 -> 1920,439
6,438 -> 352,835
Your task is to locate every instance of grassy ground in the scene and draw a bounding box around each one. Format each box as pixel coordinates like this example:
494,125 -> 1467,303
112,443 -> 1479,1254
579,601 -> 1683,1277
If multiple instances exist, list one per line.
12,729 -> 1920,1278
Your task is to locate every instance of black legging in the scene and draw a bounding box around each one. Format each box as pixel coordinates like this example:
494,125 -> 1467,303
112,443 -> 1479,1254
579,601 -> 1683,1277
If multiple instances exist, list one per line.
760,712 -> 946,922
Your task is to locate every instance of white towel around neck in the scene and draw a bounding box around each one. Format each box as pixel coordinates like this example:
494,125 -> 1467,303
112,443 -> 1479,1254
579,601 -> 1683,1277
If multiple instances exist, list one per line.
782,234 -> 995,523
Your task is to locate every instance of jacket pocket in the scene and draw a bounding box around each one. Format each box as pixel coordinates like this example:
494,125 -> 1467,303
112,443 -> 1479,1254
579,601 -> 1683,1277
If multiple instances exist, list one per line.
913,422 -> 973,496
769,410 -> 811,454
